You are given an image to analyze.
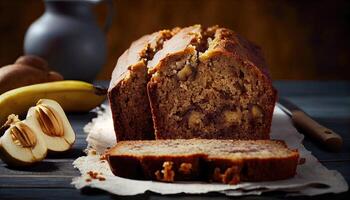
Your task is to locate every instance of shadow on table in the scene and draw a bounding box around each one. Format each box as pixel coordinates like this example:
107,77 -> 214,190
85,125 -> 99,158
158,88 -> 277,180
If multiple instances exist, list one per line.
80,187 -> 350,200
5,160 -> 59,172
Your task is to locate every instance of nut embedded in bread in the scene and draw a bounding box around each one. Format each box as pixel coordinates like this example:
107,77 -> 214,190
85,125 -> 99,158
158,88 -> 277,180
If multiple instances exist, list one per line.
106,139 -> 299,184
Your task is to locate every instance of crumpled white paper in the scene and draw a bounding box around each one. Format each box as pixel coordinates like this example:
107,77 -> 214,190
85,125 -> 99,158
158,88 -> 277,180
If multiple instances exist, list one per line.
72,105 -> 348,196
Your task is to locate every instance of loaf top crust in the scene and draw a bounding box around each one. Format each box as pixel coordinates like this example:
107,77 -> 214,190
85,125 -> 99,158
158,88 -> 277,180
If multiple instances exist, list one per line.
147,25 -> 271,79
109,34 -> 150,89
107,139 -> 299,160
202,28 -> 271,79
109,29 -> 176,90
147,25 -> 201,69
109,25 -> 272,92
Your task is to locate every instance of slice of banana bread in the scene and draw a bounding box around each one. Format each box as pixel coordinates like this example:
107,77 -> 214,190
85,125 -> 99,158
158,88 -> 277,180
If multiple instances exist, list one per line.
106,139 -> 299,184
108,29 -> 178,141
147,25 -> 277,139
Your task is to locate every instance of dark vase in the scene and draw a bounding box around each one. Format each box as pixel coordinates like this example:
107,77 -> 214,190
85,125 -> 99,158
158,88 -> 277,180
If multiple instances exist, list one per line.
24,0 -> 113,82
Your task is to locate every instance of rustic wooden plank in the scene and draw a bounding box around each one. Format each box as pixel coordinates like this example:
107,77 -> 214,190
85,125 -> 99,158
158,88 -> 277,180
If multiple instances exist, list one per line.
0,177 -> 74,188
0,160 -> 78,176
274,81 -> 350,96
68,112 -> 97,136
286,97 -> 350,120
302,138 -> 350,161
322,161 -> 350,182
0,188 -> 349,200
0,188 -> 113,200
44,148 -> 85,159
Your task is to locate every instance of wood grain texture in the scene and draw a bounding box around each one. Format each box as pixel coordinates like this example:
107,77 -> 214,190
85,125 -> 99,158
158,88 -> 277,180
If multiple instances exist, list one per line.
0,81 -> 349,199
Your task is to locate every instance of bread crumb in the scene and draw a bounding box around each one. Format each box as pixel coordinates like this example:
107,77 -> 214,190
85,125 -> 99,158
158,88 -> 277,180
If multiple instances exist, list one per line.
299,157 -> 306,165
100,154 -> 107,160
87,171 -> 105,181
87,149 -> 97,155
188,111 -> 204,129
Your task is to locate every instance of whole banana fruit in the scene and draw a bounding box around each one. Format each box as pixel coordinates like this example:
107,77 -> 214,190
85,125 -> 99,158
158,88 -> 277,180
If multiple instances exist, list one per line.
0,80 -> 106,125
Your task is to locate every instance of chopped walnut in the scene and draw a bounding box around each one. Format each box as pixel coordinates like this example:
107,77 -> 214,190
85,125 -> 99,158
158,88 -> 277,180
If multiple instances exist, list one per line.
212,166 -> 241,185
188,111 -> 204,129
100,154 -> 107,161
223,110 -> 241,125
177,65 -> 193,81
251,105 -> 264,118
155,161 -> 175,182
178,163 -> 192,174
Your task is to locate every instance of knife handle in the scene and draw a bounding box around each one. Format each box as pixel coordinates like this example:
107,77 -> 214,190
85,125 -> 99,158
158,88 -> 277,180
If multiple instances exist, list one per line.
292,110 -> 343,152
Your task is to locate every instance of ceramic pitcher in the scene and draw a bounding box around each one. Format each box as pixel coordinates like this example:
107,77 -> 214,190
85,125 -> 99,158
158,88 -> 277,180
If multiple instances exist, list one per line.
24,0 -> 113,82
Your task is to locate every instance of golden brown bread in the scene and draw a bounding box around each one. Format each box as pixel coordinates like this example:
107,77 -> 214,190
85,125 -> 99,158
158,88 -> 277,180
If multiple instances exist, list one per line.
108,29 -> 177,140
106,139 -> 299,184
108,25 -> 277,140
148,25 -> 276,139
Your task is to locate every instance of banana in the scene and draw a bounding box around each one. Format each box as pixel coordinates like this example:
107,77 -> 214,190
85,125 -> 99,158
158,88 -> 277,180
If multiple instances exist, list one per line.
0,80 -> 107,125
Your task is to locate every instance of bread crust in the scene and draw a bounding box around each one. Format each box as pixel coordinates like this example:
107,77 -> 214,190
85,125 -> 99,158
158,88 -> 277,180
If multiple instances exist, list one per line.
106,139 -> 299,184
108,30 -> 176,140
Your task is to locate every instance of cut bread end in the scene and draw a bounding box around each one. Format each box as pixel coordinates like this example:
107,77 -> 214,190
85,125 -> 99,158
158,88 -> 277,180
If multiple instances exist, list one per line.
147,25 -> 276,140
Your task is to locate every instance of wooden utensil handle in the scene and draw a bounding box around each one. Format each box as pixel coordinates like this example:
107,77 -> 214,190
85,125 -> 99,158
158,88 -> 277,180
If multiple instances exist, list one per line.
292,110 -> 343,152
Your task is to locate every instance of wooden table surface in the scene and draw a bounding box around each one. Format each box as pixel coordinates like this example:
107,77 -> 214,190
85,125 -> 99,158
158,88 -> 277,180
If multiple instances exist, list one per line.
0,81 -> 349,200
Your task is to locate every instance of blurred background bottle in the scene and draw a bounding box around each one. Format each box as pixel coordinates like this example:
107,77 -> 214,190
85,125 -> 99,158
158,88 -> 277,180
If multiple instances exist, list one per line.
1,0 -> 349,80
24,0 -> 113,82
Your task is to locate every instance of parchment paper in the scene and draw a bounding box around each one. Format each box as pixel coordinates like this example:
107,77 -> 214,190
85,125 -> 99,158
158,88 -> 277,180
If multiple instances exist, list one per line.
72,105 -> 348,196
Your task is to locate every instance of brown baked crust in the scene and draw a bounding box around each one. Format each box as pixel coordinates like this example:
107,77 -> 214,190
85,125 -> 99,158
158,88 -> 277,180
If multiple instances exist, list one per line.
108,30 -> 176,140
147,25 -> 277,139
106,139 -> 299,184
108,154 -> 204,181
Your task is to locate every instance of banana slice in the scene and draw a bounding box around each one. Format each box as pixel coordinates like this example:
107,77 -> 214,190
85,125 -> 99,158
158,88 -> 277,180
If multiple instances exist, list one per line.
27,99 -> 75,153
0,117 -> 47,166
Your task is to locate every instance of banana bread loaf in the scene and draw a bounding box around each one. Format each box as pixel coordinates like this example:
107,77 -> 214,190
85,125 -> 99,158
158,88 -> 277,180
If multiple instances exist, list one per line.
148,25 -> 276,139
106,139 -> 299,184
108,25 -> 277,140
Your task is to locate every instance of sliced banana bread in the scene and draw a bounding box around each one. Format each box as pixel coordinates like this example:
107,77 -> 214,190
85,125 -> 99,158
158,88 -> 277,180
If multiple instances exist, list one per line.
106,139 -> 299,184
148,25 -> 277,139
108,25 -> 277,140
108,29 -> 178,140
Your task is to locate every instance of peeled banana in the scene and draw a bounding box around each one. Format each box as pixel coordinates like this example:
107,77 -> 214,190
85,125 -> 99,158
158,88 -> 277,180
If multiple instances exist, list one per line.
0,80 -> 107,125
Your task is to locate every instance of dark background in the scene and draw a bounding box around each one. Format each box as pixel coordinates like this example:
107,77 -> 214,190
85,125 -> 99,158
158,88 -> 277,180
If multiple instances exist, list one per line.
1,0 -> 350,80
